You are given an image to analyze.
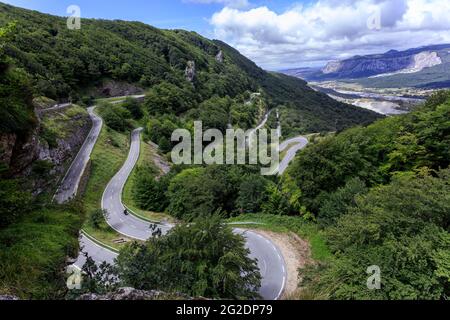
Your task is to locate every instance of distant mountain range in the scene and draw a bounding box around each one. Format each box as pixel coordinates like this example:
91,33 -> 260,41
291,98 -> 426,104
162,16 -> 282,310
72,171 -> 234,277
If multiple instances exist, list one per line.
283,44 -> 450,89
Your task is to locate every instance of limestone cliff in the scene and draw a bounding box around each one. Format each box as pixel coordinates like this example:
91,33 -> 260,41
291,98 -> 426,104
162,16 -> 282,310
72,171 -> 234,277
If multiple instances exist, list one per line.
185,60 -> 196,82
0,102 -> 91,195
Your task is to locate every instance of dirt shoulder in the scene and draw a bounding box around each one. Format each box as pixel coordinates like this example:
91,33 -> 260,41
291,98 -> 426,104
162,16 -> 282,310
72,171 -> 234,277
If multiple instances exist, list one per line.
248,229 -> 312,299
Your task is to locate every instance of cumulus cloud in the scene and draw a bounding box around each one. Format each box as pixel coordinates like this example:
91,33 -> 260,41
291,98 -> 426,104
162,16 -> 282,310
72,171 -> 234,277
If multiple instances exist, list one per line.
184,0 -> 249,9
209,0 -> 450,69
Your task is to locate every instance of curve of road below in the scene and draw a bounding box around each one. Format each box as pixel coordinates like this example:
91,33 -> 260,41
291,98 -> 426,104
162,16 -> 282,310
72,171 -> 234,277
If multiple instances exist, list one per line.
53,95 -> 142,204
75,127 -> 287,300
70,107 -> 311,300
278,136 -> 309,176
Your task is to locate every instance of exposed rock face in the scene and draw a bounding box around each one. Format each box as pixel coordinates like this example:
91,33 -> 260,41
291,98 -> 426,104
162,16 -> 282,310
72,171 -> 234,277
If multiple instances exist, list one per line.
1,105 -> 91,195
215,50 -> 224,63
322,54 -> 415,77
292,43 -> 450,81
322,61 -> 342,74
32,109 -> 91,194
78,287 -> 191,300
8,126 -> 41,176
93,79 -> 144,98
37,125 -> 89,168
0,133 -> 17,166
322,51 -> 442,77
370,51 -> 442,78
0,295 -> 19,300
185,60 -> 196,82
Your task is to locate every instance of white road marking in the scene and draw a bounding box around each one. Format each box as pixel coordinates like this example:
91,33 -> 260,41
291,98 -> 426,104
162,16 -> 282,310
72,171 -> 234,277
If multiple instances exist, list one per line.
77,115 -> 297,300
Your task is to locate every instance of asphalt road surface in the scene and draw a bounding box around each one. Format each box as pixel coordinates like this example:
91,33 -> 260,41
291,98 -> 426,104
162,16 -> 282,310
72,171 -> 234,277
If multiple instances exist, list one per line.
74,128 -> 287,300
53,107 -> 103,204
53,96 -> 144,204
109,94 -> 145,104
278,136 -> 309,175
75,228 -> 287,300
39,102 -> 72,114
74,234 -> 118,269
69,107 -> 313,300
101,128 -> 172,240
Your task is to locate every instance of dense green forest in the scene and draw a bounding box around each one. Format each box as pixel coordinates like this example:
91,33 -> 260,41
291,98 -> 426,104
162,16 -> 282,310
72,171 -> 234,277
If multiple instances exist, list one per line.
0,23 -> 84,299
1,2 -> 448,300
286,91 -> 450,299
0,23 -> 34,227
0,2 -> 380,137
287,91 -> 450,215
130,91 -> 450,299
72,215 -> 261,300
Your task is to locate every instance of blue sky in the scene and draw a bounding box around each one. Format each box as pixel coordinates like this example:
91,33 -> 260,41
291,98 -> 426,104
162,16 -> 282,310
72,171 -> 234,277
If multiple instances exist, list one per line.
2,0 -> 450,70
1,0 -> 304,36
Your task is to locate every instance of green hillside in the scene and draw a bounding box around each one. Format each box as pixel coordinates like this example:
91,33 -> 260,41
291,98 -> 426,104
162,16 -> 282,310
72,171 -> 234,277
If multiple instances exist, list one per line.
0,2 -> 380,135
285,91 -> 450,299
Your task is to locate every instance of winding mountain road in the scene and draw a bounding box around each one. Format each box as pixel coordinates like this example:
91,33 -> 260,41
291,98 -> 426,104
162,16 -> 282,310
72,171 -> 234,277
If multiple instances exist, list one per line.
75,128 -> 287,300
53,95 -> 144,204
101,128 -> 172,240
64,105 -> 309,300
53,107 -> 103,204
278,136 -> 309,175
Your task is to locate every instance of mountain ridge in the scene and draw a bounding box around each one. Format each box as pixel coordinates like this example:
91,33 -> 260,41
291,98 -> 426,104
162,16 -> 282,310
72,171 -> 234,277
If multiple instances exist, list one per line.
0,1 -> 381,139
283,43 -> 450,88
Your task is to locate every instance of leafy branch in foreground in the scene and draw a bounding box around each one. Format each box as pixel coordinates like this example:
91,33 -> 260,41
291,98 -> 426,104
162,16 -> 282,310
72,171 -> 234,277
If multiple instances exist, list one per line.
116,215 -> 261,299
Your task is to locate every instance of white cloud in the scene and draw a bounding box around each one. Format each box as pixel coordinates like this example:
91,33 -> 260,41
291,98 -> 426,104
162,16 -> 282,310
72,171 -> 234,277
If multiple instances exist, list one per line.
209,0 -> 450,69
184,0 -> 249,9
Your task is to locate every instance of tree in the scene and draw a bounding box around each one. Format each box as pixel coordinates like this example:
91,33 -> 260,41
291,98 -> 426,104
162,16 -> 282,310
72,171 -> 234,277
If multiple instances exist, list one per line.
77,255 -> 118,296
318,177 -> 368,226
144,82 -> 193,115
236,174 -> 269,214
132,166 -> 168,212
90,209 -> 109,229
145,116 -> 178,153
261,183 -> 291,216
303,170 -> 450,300
122,97 -> 143,120
167,168 -> 219,219
158,136 -> 172,154
0,179 -> 32,227
115,215 -> 261,299
187,96 -> 231,131
99,103 -> 130,132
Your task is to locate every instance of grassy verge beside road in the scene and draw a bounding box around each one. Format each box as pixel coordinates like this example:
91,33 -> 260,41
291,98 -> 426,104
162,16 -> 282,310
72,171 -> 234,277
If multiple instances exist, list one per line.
0,204 -> 83,299
81,123 -> 130,249
228,214 -> 331,262
122,137 -> 176,223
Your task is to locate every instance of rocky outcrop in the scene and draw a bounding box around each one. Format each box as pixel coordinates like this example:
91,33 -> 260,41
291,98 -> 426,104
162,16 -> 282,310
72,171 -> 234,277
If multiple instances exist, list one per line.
322,61 -> 343,74
0,295 -> 19,300
78,287 -> 191,300
322,51 -> 442,77
37,126 -> 89,169
93,79 -> 144,98
295,43 -> 450,81
185,60 -> 196,82
1,104 -> 91,195
0,133 -> 17,166
369,51 -> 442,78
215,50 -> 224,63
322,54 -> 414,77
8,126 -> 41,176
32,110 -> 91,194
